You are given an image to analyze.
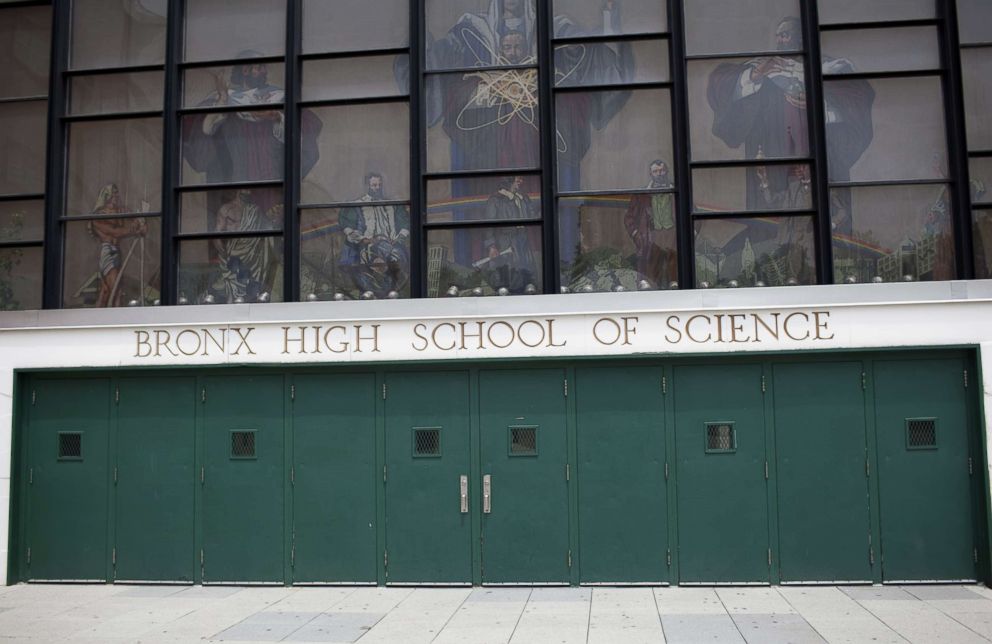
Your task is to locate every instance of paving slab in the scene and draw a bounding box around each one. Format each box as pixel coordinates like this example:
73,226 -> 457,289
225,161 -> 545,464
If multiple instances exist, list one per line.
717,587 -> 796,614
587,587 -> 665,644
661,614 -> 746,643
777,586 -> 906,644
433,588 -> 530,644
655,587 -> 728,615
284,611 -> 384,643
731,613 -> 825,643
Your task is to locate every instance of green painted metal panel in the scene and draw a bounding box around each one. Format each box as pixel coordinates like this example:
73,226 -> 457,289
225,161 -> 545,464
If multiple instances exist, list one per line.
480,369 -> 569,584
27,378 -> 110,581
115,377 -> 196,582
202,374 -> 284,583
874,358 -> 975,581
773,362 -> 872,582
384,371 -> 472,583
674,364 -> 769,583
293,373 -> 377,583
575,365 -> 667,583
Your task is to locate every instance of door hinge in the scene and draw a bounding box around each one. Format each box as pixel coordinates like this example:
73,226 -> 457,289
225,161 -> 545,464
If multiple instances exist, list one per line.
662,376 -> 667,395
383,465 -> 387,483
382,383 -> 387,400
200,549 -> 204,566
291,544 -> 295,567
26,547 -> 30,564
28,467 -> 33,485
564,378 -> 568,397
115,386 -> 119,404
767,548 -> 772,566
969,457 -> 974,476
761,375 -> 766,393
112,547 -> 116,566
861,371 -> 867,390
764,460 -> 769,480
113,466 -> 118,484
664,462 -> 669,481
200,466 -> 205,484
565,463 -> 570,481
291,467 -> 295,485
869,545 -> 875,566
666,548 -> 672,567
974,547 -> 979,564
865,458 -> 870,478
964,369 -> 969,388
384,549 -> 388,569
201,387 -> 206,403
31,390 -> 35,406
290,384 -> 295,401
567,549 -> 572,568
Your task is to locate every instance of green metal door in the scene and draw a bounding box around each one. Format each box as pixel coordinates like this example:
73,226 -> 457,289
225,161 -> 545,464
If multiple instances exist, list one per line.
27,378 -> 111,581
202,374 -> 285,583
292,373 -> 377,583
773,362 -> 872,582
480,369 -> 569,584
575,365 -> 667,583
115,376 -> 197,583
674,364 -> 769,583
384,371 -> 472,584
874,358 -> 975,582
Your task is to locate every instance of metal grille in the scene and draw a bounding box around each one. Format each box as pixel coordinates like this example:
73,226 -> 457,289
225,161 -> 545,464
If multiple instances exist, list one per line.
58,432 -> 82,459
706,424 -> 735,452
907,419 -> 937,449
414,428 -> 441,457
231,431 -> 256,458
510,427 -> 537,455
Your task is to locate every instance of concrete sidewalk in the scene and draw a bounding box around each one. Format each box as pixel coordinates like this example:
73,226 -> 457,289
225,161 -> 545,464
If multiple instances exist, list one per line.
1,584 -> 992,643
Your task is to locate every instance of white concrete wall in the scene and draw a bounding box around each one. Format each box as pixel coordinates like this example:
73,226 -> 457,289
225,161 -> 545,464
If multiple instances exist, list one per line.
2,280 -> 991,583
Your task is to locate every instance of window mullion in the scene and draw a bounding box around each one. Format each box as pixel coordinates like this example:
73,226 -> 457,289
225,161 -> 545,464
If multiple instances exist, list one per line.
284,0 -> 302,302
160,0 -> 184,305
669,0 -> 693,289
538,0 -> 557,294
42,0 -> 69,309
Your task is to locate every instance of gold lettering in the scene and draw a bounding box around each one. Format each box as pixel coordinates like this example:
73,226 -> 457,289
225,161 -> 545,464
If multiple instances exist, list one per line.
154,330 -> 179,357
714,314 -> 725,343
459,321 -> 486,350
134,330 -> 152,358
175,329 -> 202,356
592,317 -> 622,345
282,326 -> 307,354
783,312 -> 810,341
813,311 -> 834,340
324,325 -> 349,353
202,328 -> 225,356
545,319 -> 566,347
231,327 -> 256,355
487,321 -> 515,349
431,323 -> 457,351
664,316 -> 682,343
411,323 -> 429,351
517,320 -> 546,348
752,312 -> 780,342
685,315 -> 712,343
621,316 -> 638,346
729,314 -> 749,343
354,324 -> 380,353
312,326 -> 323,353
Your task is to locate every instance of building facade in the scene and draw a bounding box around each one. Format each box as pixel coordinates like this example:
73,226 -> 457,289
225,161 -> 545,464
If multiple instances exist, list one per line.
1,0 -> 991,586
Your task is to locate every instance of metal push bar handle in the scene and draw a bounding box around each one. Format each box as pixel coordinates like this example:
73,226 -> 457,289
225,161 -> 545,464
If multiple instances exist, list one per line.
483,474 -> 492,513
460,475 -> 469,513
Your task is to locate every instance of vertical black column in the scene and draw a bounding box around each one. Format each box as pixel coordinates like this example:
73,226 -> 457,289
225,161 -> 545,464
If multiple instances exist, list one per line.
668,0 -> 693,289
410,0 -> 424,297
801,0 -> 833,285
41,0 -> 69,309
284,0 -> 302,301
938,0 -> 974,279
538,0 -> 558,293
159,0 -> 183,305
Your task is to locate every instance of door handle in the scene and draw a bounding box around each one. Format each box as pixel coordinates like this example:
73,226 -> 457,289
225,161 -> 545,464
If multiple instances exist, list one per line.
460,475 -> 468,513
483,474 -> 492,514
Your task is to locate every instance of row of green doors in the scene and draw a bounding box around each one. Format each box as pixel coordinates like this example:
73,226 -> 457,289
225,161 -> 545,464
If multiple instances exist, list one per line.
16,355 -> 981,585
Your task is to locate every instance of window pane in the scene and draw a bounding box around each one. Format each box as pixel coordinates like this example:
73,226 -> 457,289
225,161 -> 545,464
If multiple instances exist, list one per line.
184,0 -> 285,62
427,0 -> 538,70
693,164 -> 812,213
557,88 -> 672,193
970,158 -> 992,205
302,0 -> 409,54
831,184 -> 954,283
67,119 -> 162,215
820,27 -> 940,75
180,188 -> 283,234
689,57 -> 808,162
684,0 -> 802,56
69,72 -> 164,115
0,101 -> 48,195
553,0 -> 667,36
426,70 -> 541,173
975,209 -> 992,279
178,236 -> 283,304
63,217 -> 161,308
426,225 -> 542,297
183,64 -> 285,109
555,39 -> 668,87
70,0 -> 165,69
957,0 -> 992,45
559,193 -> 677,291
961,49 -> 992,151
0,6 -> 51,99
818,0 -> 933,25
181,109 -> 284,185
0,200 -> 44,242
694,216 -> 815,287
0,246 -> 42,311
300,207 -> 411,300
427,175 -> 541,223
302,55 -> 408,103
302,103 -> 408,204
826,76 -> 945,183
